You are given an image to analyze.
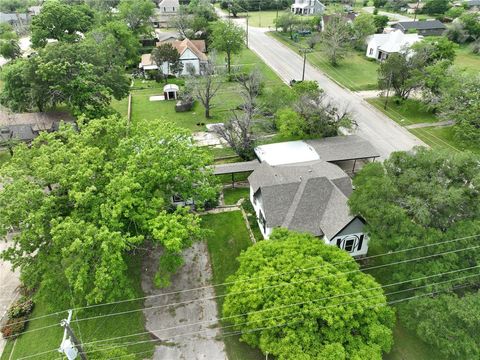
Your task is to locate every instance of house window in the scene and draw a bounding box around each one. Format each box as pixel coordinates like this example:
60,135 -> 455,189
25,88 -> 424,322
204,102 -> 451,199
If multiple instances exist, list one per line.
344,238 -> 355,252
369,48 -> 373,55
172,194 -> 183,203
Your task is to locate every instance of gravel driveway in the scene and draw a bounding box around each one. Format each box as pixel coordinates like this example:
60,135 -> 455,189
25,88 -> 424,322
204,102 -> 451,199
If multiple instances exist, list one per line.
141,242 -> 227,360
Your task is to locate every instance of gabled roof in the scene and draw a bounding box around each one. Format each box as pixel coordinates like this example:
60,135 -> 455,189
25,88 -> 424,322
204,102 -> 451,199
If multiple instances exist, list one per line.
249,160 -> 355,238
394,20 -> 446,30
367,30 -> 423,54
158,0 -> 179,9
156,38 -> 208,61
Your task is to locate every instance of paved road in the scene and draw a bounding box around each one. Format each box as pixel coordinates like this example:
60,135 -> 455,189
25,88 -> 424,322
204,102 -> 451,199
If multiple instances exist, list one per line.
362,6 -> 413,22
215,8 -> 426,159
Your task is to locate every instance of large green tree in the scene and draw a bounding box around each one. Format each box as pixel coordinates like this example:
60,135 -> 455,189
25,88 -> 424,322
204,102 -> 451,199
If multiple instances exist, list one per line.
400,291 -> 480,359
320,14 -> 352,66
0,39 -> 129,117
0,24 -> 21,60
223,229 -> 395,360
211,20 -> 245,74
0,116 -> 219,306
352,13 -> 376,50
350,148 -> 480,272
30,0 -> 95,48
118,0 -> 155,33
439,72 -> 480,144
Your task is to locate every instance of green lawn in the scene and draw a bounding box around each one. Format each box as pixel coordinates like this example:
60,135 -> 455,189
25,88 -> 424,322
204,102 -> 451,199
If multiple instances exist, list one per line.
367,97 -> 438,126
0,150 -> 11,167
270,31 -> 379,90
454,45 -> 480,74
385,322 -> 445,360
223,187 -> 250,205
0,254 -> 154,360
113,48 -> 287,132
410,125 -> 480,154
367,97 -> 480,154
202,211 -> 263,360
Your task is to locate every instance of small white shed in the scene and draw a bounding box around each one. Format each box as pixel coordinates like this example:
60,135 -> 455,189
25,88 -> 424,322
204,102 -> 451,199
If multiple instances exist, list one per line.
163,84 -> 179,100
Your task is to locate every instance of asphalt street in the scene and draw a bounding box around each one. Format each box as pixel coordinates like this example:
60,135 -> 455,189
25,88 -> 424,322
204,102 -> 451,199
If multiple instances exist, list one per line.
240,23 -> 426,159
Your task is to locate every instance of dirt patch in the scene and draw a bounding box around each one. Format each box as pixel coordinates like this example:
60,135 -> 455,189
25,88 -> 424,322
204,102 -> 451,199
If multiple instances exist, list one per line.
141,242 -> 227,360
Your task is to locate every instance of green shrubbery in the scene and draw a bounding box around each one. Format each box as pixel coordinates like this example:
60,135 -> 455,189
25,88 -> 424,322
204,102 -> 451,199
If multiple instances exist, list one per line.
1,297 -> 35,340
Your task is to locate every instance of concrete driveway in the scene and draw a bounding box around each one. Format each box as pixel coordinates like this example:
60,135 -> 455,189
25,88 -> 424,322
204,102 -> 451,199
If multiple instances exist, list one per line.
142,242 -> 226,360
362,6 -> 414,22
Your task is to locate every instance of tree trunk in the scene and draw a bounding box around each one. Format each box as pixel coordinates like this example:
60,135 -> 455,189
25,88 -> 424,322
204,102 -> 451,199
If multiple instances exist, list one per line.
205,106 -> 210,118
227,52 -> 231,74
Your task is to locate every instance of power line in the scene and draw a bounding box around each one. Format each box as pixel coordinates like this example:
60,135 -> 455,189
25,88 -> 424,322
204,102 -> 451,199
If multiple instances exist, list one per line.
15,266 -> 480,359
5,233 -> 480,333
66,243 -> 480,326
74,273 -> 480,359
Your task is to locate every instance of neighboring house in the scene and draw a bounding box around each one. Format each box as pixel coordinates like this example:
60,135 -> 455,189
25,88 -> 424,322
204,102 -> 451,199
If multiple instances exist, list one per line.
0,12 -> 30,31
406,2 -> 425,14
28,6 -> 42,16
321,13 -> 357,31
392,20 -> 447,36
247,136 -> 380,257
291,0 -> 325,15
366,29 -> 423,60
0,111 -> 75,143
151,0 -> 179,28
458,0 -> 480,7
139,39 -> 208,76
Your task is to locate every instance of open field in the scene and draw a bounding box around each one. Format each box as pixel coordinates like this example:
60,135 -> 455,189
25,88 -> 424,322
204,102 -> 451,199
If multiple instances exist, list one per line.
454,45 -> 480,74
367,97 -> 438,125
270,32 -> 379,90
0,255 -> 154,360
112,48 -> 286,132
202,211 -> 264,360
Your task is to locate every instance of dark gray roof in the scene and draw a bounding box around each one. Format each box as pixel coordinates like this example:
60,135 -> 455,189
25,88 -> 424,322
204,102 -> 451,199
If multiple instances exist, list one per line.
213,159 -> 260,175
465,0 -> 480,5
305,135 -> 380,162
394,20 -> 446,30
0,125 -> 36,142
248,160 -> 356,239
0,12 -> 29,23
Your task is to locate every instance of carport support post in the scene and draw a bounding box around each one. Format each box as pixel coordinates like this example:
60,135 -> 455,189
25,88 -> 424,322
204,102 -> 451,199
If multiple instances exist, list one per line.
352,159 -> 357,173
232,173 -> 235,188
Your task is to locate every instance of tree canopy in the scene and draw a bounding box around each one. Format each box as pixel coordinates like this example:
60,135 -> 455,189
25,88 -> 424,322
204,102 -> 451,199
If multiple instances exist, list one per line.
223,229 -> 395,360
0,115 -> 219,306
0,38 -> 129,117
211,20 -> 245,74
30,0 -> 95,48
118,0 -> 155,33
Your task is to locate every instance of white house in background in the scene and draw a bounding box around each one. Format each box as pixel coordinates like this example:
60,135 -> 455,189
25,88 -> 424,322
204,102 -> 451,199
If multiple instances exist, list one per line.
151,0 -> 179,27
139,39 -> 208,76
291,0 -> 325,15
366,29 -> 423,61
247,136 -> 380,257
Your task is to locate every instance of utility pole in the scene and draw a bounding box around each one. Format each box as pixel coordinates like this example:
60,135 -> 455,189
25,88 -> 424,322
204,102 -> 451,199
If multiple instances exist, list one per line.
300,48 -> 312,81
58,310 -> 87,360
258,2 -> 261,27
383,71 -> 393,110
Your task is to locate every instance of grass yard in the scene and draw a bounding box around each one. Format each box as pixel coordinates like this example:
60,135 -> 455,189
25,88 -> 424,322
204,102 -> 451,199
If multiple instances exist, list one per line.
367,97 -> 438,126
0,254 -> 154,360
202,211 -> 264,360
454,45 -> 480,74
367,97 -> 480,154
270,32 -> 379,90
385,321 -> 445,360
0,150 -> 11,167
223,187 -> 250,205
410,125 -> 480,154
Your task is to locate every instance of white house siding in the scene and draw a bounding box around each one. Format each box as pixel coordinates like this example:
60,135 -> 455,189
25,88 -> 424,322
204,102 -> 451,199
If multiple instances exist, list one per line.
179,48 -> 201,75
326,217 -> 368,257
250,187 -> 273,239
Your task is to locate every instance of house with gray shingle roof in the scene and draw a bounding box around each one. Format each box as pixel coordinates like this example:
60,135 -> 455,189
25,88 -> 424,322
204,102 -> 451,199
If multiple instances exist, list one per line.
248,136 -> 379,257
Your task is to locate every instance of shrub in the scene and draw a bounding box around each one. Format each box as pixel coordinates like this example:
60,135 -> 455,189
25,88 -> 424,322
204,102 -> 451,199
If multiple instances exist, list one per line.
1,316 -> 27,339
6,297 -> 34,319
